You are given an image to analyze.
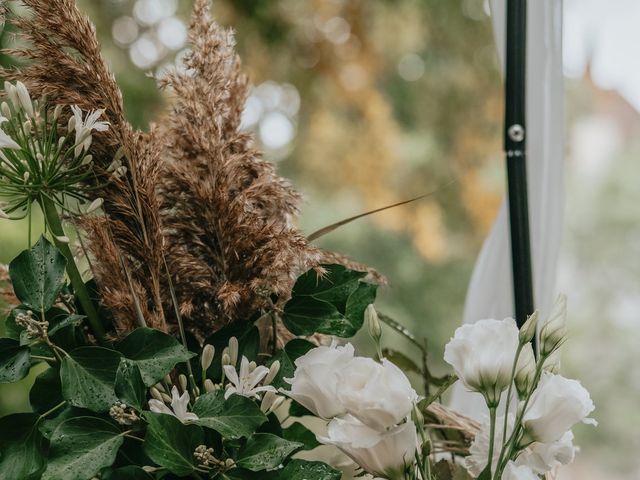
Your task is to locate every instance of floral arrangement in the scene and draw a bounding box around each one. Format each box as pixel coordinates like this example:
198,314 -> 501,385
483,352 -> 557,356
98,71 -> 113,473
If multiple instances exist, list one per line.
0,1 -> 595,479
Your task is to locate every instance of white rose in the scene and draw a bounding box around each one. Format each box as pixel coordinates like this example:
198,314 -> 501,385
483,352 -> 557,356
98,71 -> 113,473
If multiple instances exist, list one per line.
465,414 -> 514,477
523,372 -> 596,443
444,318 -> 520,404
516,431 -> 576,474
283,342 -> 354,418
318,414 -> 417,478
336,357 -> 418,431
502,461 -> 538,480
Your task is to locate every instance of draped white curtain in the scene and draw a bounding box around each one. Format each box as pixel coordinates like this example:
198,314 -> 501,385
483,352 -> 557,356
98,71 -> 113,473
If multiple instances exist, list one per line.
449,0 -> 565,419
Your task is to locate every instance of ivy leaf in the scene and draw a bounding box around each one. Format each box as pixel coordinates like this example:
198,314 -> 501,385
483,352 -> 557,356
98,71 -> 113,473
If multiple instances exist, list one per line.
42,417 -> 124,480
8,236 -> 67,312
102,466 -> 154,479
30,367 -> 63,413
0,413 -> 47,480
192,390 -> 267,439
0,338 -> 31,383
273,460 -> 341,480
282,265 -> 377,337
60,346 -> 123,412
264,339 -> 314,391
48,314 -> 84,336
115,359 -> 146,411
116,328 -> 195,386
236,433 -> 302,471
281,422 -> 320,450
143,412 -> 204,477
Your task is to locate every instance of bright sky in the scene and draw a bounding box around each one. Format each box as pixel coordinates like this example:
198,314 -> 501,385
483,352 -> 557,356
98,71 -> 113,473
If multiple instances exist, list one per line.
564,0 -> 640,110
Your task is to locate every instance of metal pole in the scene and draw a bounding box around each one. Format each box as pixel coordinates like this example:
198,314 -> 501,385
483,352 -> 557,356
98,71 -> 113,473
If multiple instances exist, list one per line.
504,0 -> 534,328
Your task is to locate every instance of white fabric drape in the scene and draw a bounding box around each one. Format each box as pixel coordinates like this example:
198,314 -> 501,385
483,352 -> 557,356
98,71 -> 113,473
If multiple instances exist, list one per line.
449,0 -> 564,420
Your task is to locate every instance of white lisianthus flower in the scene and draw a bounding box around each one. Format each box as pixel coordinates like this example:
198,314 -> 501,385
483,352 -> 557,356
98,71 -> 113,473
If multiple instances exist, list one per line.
318,414 -> 417,478
516,431 -> 576,474
148,386 -> 198,423
282,342 -> 355,418
523,372 -> 596,443
502,461 -> 538,480
465,414 -> 514,477
336,357 -> 418,431
444,318 -> 520,405
223,356 -> 276,400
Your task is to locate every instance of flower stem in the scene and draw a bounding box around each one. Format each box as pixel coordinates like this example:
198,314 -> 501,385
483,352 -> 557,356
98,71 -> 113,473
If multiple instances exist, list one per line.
39,194 -> 107,345
487,406 -> 497,478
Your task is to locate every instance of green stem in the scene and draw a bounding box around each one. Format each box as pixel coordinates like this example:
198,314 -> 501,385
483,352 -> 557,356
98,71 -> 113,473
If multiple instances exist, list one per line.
487,407 -> 497,478
39,194 -> 107,345
38,400 -> 66,421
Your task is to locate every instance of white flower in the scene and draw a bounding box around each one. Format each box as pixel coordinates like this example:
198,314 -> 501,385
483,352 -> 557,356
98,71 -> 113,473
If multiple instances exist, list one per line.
283,342 -> 355,419
336,357 -> 418,431
223,356 -> 276,400
444,318 -> 520,404
15,81 -> 34,118
502,461 -> 538,480
465,414 -> 514,477
523,372 -> 596,443
514,343 -> 536,398
318,414 -> 417,478
70,105 -> 109,157
0,116 -> 20,150
148,386 -> 198,423
516,431 -> 576,474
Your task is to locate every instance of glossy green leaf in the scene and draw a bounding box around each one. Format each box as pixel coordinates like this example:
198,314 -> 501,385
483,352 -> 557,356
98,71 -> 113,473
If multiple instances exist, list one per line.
282,422 -> 320,450
30,367 -> 63,413
8,236 -> 66,312
60,346 -> 122,412
102,466 -> 154,479
48,314 -> 84,336
143,412 -> 204,477
0,413 -> 47,480
42,417 -> 124,480
236,433 -> 302,471
116,328 -> 195,386
115,358 -> 146,411
274,460 -> 341,480
192,390 -> 267,439
0,337 -> 31,383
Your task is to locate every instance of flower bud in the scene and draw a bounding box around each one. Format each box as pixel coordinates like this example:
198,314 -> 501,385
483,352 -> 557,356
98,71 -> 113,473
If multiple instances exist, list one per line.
514,343 -> 536,399
160,392 -> 172,403
23,171 -> 30,183
540,295 -> 567,356
53,104 -> 63,121
411,403 -> 424,430
150,387 -> 163,401
81,154 -> 93,166
16,81 -> 34,118
58,136 -> 66,149
260,391 -> 277,413
4,82 -> 18,110
228,336 -> 239,366
365,304 -> 382,342
263,360 -> 280,385
221,352 -> 231,367
519,311 -> 538,345
86,197 -> 103,214
23,120 -> 32,135
201,344 -> 215,371
1,102 -> 11,119
153,382 -> 166,393
179,374 -> 188,392
204,379 -> 215,393
164,374 -> 172,385
248,361 -> 257,373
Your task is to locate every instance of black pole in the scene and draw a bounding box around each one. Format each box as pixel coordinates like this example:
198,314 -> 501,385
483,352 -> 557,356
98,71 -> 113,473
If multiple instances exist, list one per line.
504,0 -> 534,329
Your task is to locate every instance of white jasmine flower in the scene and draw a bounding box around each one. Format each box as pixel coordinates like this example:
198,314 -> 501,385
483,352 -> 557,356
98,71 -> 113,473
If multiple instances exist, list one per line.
515,431 -> 576,474
444,318 -> 520,405
318,415 -> 417,478
466,414 -> 514,477
522,372 -> 596,443
502,461 -> 538,480
223,356 -> 276,400
336,356 -> 418,432
282,342 -> 355,419
148,386 -> 198,423
70,105 -> 109,157
0,116 -> 20,150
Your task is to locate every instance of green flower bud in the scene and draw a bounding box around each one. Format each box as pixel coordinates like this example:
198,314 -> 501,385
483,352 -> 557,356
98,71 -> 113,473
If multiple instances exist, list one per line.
365,304 -> 382,342
201,344 -> 215,371
519,311 -> 539,345
540,294 -> 567,356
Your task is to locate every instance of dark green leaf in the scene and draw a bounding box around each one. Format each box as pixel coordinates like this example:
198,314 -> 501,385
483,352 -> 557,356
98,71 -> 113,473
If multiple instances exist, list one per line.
8,236 -> 67,312
143,412 -> 204,477
236,433 -> 302,471
284,338 -> 315,360
204,323 -> 259,381
102,466 -> 154,480
117,328 -> 195,386
115,359 -> 146,410
60,346 -> 122,412
192,390 -> 267,439
477,465 -> 491,480
42,417 -> 124,480
288,400 -> 314,418
282,422 -> 320,450
381,348 -> 422,375
283,265 -> 377,337
0,413 -> 47,480
30,367 -> 63,413
0,337 -> 31,383
273,460 -> 341,480
48,314 -> 84,336
265,349 -> 294,390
